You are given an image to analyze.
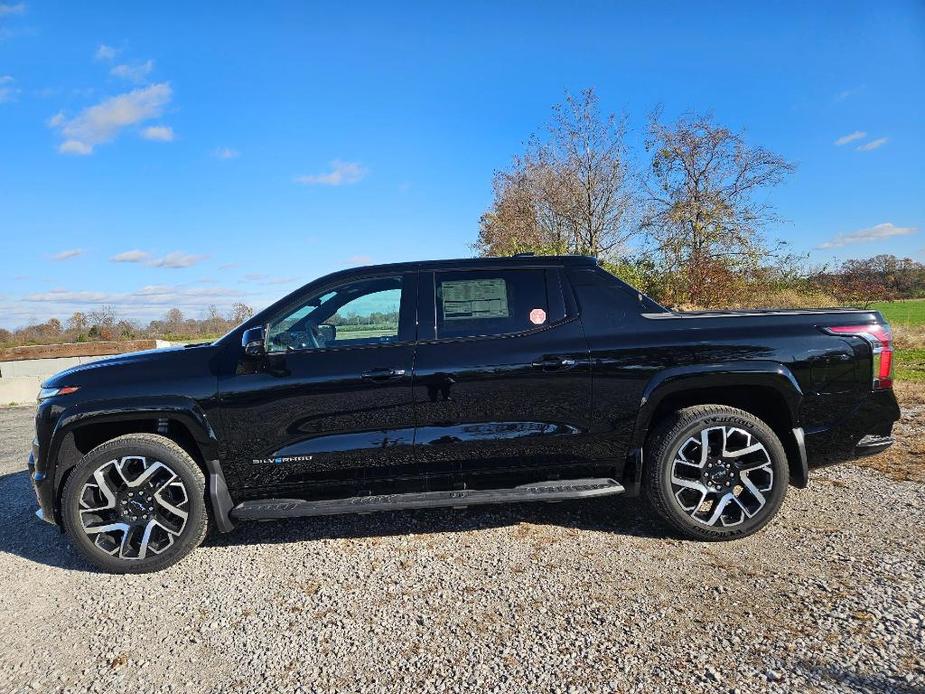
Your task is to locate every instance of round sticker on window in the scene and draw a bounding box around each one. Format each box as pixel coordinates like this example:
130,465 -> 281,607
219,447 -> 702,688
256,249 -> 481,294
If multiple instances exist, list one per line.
529,308 -> 547,325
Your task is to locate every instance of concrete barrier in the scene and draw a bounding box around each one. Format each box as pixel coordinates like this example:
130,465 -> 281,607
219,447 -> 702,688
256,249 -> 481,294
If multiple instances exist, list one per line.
0,354 -> 108,378
0,340 -> 174,406
1,376 -> 43,406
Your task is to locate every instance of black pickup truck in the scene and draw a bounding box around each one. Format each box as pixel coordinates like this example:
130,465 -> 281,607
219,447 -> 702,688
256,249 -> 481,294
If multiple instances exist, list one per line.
29,255 -> 901,572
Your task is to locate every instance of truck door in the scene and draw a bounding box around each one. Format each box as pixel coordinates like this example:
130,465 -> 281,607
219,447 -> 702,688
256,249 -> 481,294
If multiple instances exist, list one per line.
412,266 -> 597,488
217,271 -> 419,499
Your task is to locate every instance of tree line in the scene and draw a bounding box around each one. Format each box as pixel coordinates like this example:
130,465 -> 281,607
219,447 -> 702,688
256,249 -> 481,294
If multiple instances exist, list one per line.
476,89 -> 923,308
1,303 -> 256,348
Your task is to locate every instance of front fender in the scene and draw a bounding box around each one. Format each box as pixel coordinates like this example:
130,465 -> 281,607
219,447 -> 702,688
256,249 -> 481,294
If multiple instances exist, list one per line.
45,396 -> 238,533
46,395 -> 220,486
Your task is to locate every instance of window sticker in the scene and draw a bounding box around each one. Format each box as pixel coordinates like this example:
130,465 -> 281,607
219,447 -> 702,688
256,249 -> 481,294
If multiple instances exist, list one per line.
442,278 -> 509,320
529,308 -> 547,325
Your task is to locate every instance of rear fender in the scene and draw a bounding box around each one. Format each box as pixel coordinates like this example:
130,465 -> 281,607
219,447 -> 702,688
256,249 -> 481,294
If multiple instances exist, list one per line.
629,361 -> 808,488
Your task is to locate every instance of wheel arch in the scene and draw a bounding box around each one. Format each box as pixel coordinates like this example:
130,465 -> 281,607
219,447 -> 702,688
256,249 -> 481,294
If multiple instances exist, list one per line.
628,362 -> 808,490
47,397 -> 234,530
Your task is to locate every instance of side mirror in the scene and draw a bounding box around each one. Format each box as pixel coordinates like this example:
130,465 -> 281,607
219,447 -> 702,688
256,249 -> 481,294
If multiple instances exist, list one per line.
241,326 -> 266,357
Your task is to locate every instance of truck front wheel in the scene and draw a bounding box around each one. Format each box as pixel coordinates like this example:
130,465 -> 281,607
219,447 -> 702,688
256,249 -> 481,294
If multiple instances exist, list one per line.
61,433 -> 209,573
644,405 -> 788,541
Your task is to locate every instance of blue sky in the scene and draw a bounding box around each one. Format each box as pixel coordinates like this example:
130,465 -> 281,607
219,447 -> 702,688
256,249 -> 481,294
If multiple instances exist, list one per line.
1,1 -> 923,328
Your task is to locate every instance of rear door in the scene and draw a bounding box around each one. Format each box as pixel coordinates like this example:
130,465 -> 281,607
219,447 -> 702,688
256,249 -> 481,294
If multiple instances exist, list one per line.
412,265 -> 597,489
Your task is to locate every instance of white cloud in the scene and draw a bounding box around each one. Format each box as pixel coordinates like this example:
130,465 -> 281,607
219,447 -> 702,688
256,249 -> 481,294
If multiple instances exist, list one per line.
148,252 -> 207,269
141,125 -> 174,141
295,160 -> 368,186
0,3 -> 25,16
21,284 -> 241,315
347,255 -> 373,266
0,74 -> 20,103
24,289 -> 110,302
111,59 -> 154,84
3,278 -> 283,327
51,249 -> 83,261
111,249 -> 150,263
241,273 -> 298,286
50,82 -> 172,155
94,43 -> 118,62
0,2 -> 25,42
110,250 -> 207,268
816,222 -> 918,249
131,284 -> 233,300
834,130 -> 865,146
212,147 -> 239,160
58,140 -> 93,155
857,137 -> 888,152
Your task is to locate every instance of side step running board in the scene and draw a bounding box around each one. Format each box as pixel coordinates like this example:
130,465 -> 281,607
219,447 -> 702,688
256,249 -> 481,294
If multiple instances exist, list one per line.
230,478 -> 624,521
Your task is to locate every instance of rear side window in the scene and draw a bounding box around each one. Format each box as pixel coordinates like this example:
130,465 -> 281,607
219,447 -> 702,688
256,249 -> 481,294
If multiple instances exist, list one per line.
435,269 -> 549,339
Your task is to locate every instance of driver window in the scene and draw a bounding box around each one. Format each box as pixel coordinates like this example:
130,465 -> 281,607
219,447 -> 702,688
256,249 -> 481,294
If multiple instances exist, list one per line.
267,276 -> 403,353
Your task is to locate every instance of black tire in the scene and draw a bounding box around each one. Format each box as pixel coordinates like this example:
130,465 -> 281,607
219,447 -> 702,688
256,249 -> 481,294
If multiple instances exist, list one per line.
644,405 -> 788,541
61,434 -> 209,573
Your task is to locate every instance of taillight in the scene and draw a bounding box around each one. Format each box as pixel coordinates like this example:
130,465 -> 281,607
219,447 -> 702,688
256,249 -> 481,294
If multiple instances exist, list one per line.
824,324 -> 894,390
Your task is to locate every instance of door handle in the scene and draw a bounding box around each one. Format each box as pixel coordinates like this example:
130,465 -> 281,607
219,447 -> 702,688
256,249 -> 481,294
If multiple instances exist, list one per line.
361,368 -> 406,381
531,357 -> 577,370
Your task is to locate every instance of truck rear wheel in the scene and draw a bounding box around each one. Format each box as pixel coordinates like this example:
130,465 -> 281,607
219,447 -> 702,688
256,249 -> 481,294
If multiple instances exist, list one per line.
644,405 -> 788,541
61,434 -> 208,573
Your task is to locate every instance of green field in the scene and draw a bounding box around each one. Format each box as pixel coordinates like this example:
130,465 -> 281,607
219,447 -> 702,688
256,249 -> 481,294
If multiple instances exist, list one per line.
870,298 -> 925,326
895,348 -> 925,383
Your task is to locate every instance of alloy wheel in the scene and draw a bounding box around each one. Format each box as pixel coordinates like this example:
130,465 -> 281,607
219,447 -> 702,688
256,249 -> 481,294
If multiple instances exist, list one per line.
77,456 -> 190,560
669,425 -> 774,527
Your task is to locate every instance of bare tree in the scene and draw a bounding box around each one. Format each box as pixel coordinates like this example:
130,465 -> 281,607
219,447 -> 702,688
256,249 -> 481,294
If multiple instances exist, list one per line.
66,311 -> 87,333
115,319 -> 137,338
163,308 -> 184,334
477,89 -> 638,258
230,303 -> 254,324
642,110 -> 795,306
87,305 -> 116,329
87,305 -> 116,339
45,318 -> 62,337
203,304 -> 223,335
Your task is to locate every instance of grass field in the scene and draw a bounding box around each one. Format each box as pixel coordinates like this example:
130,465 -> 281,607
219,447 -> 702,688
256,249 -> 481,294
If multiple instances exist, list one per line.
871,298 -> 925,326
895,348 -> 925,383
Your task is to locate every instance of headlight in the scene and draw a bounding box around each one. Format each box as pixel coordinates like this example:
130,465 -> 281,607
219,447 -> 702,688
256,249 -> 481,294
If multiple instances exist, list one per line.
37,386 -> 80,401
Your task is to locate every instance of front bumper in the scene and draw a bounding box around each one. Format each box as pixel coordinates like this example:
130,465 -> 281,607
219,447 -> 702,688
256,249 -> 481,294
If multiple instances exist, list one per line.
28,444 -> 56,526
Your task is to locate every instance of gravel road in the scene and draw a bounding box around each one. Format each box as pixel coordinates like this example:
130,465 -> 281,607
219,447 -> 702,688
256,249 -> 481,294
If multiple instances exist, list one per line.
1,404 -> 923,693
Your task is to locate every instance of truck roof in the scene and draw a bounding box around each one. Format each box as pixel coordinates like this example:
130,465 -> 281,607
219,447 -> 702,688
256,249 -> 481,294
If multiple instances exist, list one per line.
348,254 -> 599,274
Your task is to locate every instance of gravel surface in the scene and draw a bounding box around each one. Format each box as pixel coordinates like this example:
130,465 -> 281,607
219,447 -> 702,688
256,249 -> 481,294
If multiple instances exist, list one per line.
1,404 -> 923,693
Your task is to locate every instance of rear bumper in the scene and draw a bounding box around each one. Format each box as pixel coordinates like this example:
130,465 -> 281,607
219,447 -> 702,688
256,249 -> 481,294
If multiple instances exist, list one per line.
854,434 -> 894,457
805,389 -> 901,467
